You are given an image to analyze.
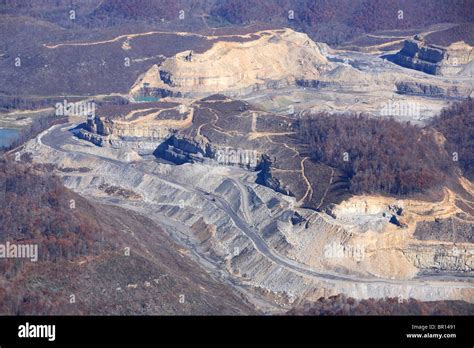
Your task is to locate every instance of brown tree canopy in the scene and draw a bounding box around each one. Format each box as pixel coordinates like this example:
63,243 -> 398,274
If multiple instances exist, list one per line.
297,113 -> 455,196
431,98 -> 474,181
0,159 -> 106,265
287,294 -> 474,315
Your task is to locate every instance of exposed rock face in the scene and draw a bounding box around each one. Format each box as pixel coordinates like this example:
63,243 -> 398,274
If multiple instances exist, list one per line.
393,36 -> 473,76
156,134 -> 261,170
405,244 -> 473,272
79,116 -> 172,155
319,192 -> 474,275
76,128 -> 104,147
395,80 -> 471,98
130,28 -> 329,98
77,102 -> 193,154
85,115 -> 171,139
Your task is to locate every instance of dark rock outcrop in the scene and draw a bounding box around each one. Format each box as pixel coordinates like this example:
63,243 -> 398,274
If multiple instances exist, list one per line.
392,36 -> 473,76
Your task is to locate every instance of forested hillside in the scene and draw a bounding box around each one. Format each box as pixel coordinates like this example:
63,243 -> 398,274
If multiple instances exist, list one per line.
2,0 -> 471,44
288,295 -> 474,315
0,158 -> 106,264
298,113 -> 454,195
431,98 -> 474,180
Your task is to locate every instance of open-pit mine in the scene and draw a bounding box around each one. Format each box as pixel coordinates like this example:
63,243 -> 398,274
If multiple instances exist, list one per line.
1,2 -> 473,316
